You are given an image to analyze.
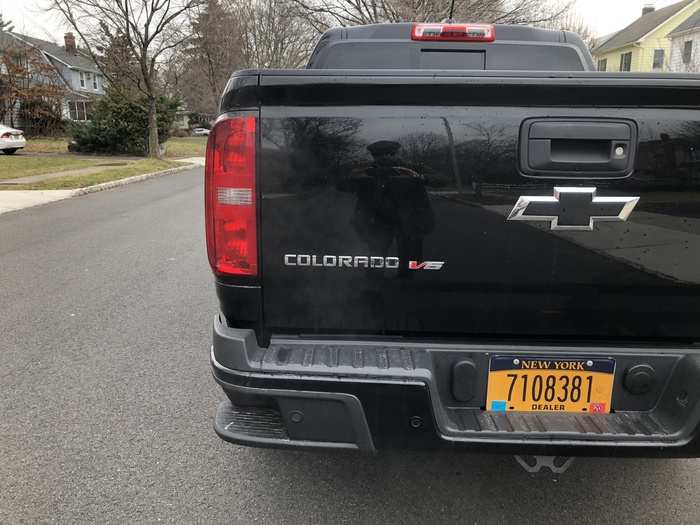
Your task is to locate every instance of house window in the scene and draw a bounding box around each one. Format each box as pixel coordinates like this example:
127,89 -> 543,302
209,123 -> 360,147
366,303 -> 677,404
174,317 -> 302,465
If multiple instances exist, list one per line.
68,101 -> 92,121
652,49 -> 665,70
619,52 -> 632,72
597,58 -> 607,72
93,74 -> 100,90
683,41 -> 694,64
79,71 -> 86,88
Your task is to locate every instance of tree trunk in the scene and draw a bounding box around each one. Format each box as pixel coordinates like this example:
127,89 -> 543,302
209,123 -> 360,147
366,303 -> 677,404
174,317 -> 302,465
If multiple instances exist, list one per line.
147,95 -> 161,159
441,117 -> 463,193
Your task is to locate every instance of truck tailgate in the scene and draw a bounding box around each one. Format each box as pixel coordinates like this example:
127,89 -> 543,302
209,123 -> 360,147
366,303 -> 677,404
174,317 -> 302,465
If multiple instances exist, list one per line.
254,72 -> 700,342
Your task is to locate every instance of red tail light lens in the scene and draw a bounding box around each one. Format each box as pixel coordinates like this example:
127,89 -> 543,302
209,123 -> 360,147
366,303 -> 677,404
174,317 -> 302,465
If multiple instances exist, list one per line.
0,133 -> 11,139
205,116 -> 258,277
411,23 -> 496,42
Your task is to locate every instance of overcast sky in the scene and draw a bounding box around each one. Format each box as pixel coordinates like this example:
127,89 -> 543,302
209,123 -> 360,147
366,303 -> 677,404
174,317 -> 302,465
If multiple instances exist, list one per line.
0,0 -> 685,42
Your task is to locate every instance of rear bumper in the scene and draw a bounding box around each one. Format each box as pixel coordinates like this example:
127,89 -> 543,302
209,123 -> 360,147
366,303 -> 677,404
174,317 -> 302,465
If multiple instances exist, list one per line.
0,138 -> 25,150
212,314 -> 700,457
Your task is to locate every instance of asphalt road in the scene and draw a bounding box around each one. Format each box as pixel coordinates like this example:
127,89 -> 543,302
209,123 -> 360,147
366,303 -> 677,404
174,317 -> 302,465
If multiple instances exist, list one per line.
2,167 -> 699,524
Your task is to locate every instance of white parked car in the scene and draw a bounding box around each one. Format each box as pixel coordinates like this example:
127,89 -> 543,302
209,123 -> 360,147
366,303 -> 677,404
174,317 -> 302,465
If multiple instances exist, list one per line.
192,127 -> 210,136
0,125 -> 26,155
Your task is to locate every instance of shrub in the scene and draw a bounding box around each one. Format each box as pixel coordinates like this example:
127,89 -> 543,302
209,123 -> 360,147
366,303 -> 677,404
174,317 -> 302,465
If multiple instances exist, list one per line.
18,99 -> 66,137
171,128 -> 190,138
70,89 -> 180,155
187,112 -> 212,129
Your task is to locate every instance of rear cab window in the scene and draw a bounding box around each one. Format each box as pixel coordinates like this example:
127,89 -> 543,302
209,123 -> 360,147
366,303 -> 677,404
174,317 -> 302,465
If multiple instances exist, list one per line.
307,23 -> 592,71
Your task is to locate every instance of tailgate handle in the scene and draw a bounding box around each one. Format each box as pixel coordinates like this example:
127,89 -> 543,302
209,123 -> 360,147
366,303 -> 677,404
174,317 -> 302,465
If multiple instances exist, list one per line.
520,119 -> 637,179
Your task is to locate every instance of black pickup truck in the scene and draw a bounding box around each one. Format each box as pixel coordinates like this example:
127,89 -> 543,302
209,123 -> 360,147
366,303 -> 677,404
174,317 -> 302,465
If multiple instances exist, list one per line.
206,22 -> 700,460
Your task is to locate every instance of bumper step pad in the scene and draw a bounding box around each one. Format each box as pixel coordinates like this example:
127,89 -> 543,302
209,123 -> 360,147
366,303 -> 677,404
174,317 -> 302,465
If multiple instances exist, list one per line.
216,403 -> 290,441
454,410 -> 673,441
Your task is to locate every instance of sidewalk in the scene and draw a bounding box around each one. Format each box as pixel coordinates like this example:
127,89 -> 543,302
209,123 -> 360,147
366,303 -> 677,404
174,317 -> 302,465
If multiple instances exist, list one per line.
0,162 -> 131,185
0,157 -> 203,216
0,190 -> 75,214
177,157 -> 205,166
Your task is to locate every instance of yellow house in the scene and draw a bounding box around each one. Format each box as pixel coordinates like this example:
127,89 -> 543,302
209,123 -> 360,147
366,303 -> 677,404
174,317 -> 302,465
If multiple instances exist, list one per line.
593,0 -> 700,72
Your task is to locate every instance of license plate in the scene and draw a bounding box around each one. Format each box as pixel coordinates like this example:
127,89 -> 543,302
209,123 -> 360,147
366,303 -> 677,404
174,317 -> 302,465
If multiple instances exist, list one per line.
486,356 -> 615,413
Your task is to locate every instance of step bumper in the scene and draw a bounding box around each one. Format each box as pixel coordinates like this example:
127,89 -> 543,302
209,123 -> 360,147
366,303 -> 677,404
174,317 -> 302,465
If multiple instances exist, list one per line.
212,314 -> 700,456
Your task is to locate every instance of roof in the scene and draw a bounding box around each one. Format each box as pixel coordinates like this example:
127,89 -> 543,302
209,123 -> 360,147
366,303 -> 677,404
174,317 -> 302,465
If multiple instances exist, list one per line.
0,31 -> 16,49
667,7 -> 700,36
593,31 -> 619,49
594,0 -> 695,54
8,32 -> 100,72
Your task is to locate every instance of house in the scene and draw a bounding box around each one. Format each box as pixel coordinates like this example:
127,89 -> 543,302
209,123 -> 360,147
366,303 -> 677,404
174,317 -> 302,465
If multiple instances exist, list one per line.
173,107 -> 192,131
667,8 -> 700,71
0,31 -> 105,126
172,107 -> 216,132
593,0 -> 700,72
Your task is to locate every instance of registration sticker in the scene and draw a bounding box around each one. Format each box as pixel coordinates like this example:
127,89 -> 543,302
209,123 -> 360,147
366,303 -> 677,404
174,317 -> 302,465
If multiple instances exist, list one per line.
491,400 -> 507,412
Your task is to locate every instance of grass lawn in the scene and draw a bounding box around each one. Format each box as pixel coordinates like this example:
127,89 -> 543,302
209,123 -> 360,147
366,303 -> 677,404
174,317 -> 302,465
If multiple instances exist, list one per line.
21,136 -> 207,157
165,136 -> 207,158
0,156 -> 108,180
22,137 -> 71,154
7,159 -> 182,190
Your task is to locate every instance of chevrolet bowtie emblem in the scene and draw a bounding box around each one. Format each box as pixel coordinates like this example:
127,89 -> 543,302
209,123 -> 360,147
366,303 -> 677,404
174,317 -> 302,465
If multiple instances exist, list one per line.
507,187 -> 639,232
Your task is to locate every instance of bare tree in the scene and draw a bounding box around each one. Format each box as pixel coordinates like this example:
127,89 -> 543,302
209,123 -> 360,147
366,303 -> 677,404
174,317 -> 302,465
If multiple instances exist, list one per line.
287,0 -> 394,28
183,0 -> 244,111
49,0 -> 202,158
0,42 -> 65,131
0,12 -> 14,32
228,0 -> 316,69
287,0 -> 574,32
396,0 -> 574,25
538,9 -> 596,49
167,0 -> 313,115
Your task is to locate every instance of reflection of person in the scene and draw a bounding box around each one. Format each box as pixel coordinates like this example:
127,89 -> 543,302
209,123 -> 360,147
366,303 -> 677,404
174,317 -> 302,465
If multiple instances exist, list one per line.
338,140 -> 435,277
660,133 -> 677,169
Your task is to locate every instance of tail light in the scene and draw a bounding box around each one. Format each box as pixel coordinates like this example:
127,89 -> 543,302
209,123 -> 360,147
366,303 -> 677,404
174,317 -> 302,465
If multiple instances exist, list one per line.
1,133 -> 11,139
411,23 -> 496,42
205,115 -> 258,277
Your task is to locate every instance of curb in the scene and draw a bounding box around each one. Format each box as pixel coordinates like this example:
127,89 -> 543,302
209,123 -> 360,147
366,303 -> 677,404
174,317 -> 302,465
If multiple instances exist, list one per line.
73,163 -> 196,196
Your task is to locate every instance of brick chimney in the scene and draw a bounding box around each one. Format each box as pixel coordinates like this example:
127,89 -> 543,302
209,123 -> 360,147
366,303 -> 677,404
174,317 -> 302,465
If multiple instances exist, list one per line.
642,4 -> 655,16
64,32 -> 76,54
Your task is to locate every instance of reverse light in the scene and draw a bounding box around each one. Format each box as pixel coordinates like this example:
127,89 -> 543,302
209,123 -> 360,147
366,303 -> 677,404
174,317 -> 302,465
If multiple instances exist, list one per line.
205,115 -> 258,277
411,23 -> 496,42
